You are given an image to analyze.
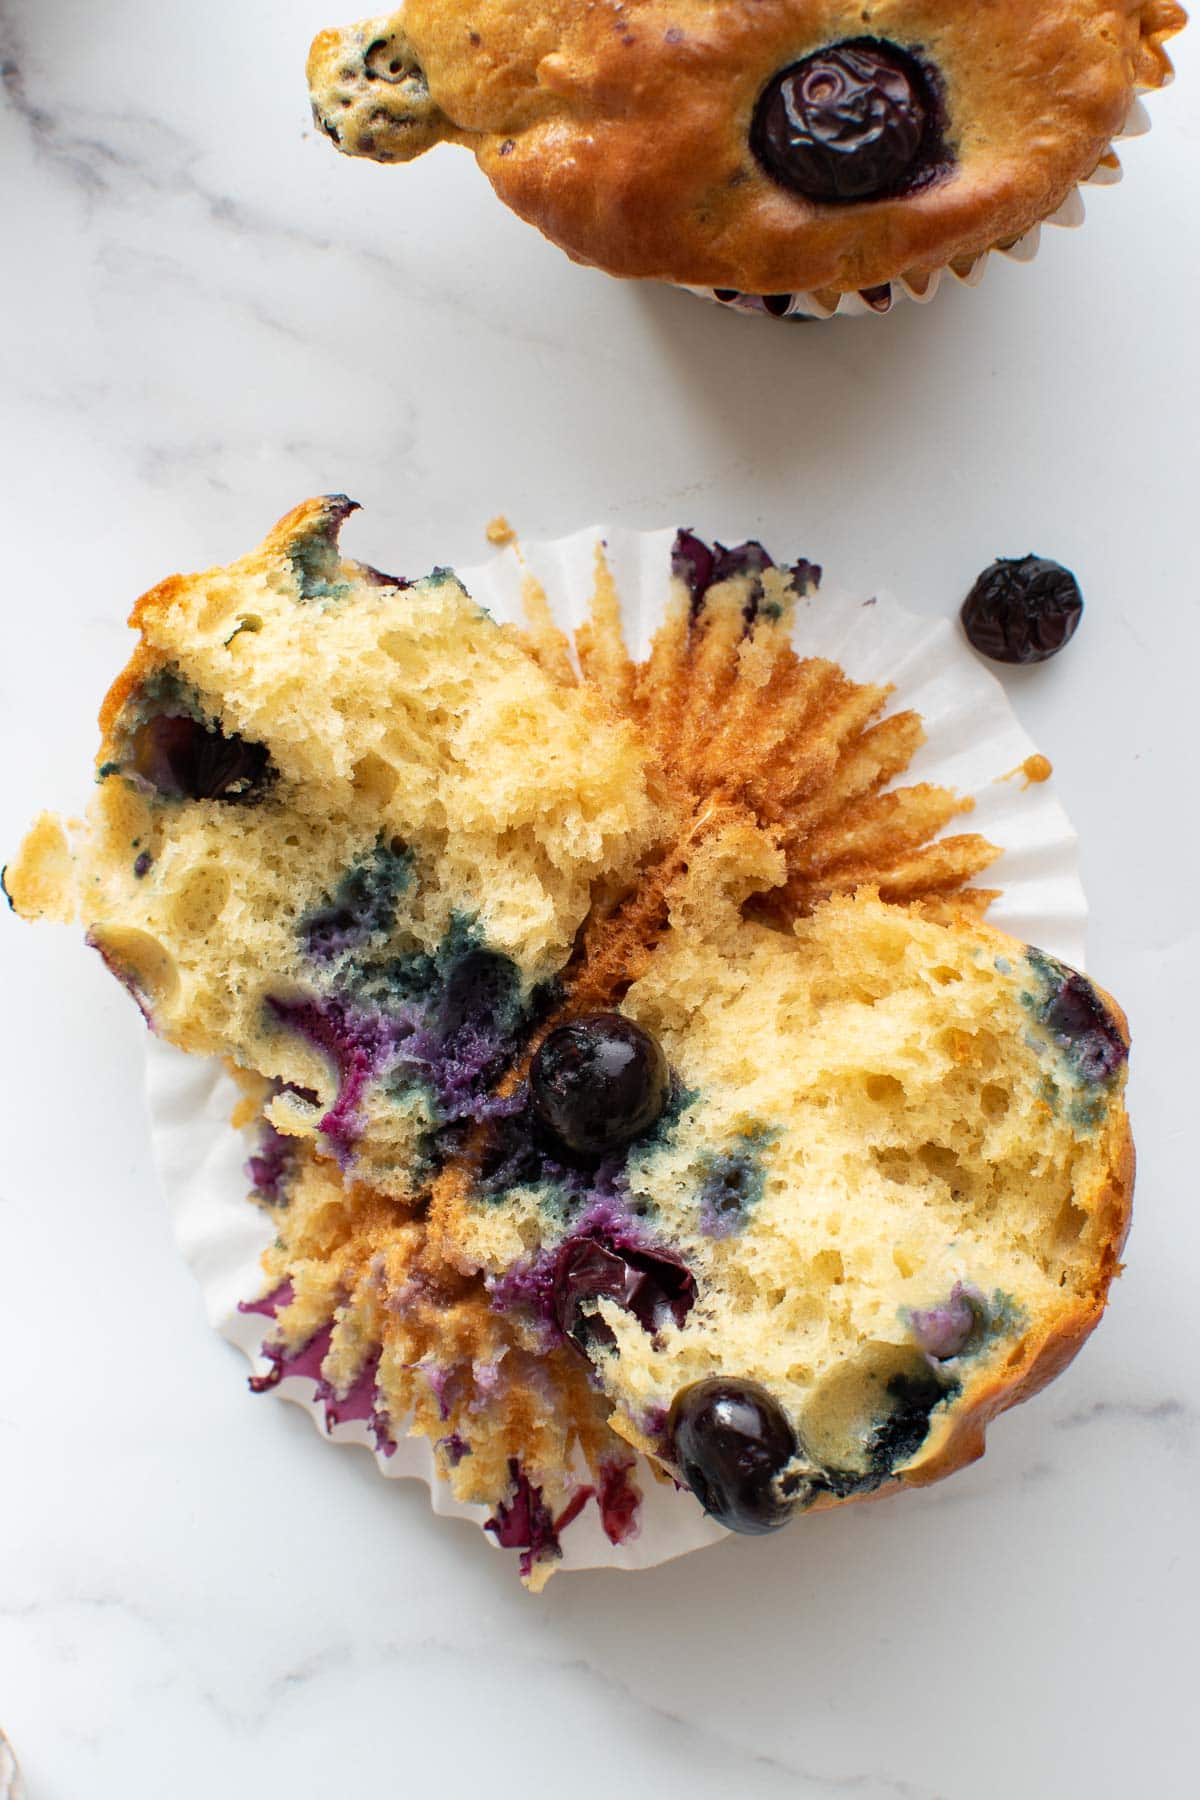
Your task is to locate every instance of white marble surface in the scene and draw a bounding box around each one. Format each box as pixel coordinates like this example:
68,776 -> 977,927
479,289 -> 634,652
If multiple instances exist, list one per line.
1,2 -> 1198,1795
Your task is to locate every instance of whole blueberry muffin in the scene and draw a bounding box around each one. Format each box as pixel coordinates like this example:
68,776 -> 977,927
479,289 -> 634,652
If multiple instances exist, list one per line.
8,501 -> 1132,1584
307,0 -> 1185,316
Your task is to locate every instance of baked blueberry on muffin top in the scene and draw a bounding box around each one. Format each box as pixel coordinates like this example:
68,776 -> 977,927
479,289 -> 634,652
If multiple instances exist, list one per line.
9,501 -> 1133,1585
308,1 -> 1185,311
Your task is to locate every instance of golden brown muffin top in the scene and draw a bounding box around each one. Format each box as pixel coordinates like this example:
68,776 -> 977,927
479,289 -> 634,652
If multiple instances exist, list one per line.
309,0 -> 1185,297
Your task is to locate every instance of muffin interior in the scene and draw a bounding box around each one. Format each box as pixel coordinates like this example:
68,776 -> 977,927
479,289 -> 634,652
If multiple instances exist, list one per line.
8,500 -> 1129,1583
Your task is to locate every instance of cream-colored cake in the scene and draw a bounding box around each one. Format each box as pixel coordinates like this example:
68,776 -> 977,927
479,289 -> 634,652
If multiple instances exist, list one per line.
8,501 -> 1131,1585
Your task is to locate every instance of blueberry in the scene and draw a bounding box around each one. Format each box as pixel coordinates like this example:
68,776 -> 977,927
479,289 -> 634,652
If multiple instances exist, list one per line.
1029,951 -> 1127,1082
752,40 -> 938,204
439,947 -> 519,1040
909,1284 -> 984,1361
671,528 -> 821,617
130,714 -> 274,803
961,557 -> 1084,664
865,1372 -> 947,1475
530,1013 -> 669,1158
668,1377 -> 799,1534
552,1236 -> 697,1350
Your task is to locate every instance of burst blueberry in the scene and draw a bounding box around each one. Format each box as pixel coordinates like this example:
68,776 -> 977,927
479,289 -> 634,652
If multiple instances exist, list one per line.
552,1236 -> 696,1350
668,1377 -> 799,1534
1028,950 -> 1127,1082
530,1013 -> 669,1158
752,40 -> 938,204
130,713 -> 274,803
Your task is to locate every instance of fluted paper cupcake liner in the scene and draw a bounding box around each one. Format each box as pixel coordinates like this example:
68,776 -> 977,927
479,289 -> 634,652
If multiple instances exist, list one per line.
146,522 -> 1088,1578
682,97 -> 1153,321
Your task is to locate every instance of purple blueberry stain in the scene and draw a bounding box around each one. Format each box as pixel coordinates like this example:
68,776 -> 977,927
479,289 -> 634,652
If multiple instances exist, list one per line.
265,994 -> 404,1165
239,1279 -> 294,1322
245,1119 -> 296,1206
671,530 -> 715,608
133,850 -> 152,879
276,911 -> 548,1172
420,1360 -> 456,1422
596,1459 -> 641,1544
237,1282 -> 395,1454
468,1356 -> 506,1411
484,1459 -> 563,1578
671,528 -> 821,620
696,1129 -> 773,1238
299,836 -> 414,963
439,1432 -> 471,1466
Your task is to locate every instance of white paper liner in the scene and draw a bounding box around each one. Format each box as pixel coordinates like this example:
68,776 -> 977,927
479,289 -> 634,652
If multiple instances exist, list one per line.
683,95 -> 1154,321
147,522 -> 1088,1578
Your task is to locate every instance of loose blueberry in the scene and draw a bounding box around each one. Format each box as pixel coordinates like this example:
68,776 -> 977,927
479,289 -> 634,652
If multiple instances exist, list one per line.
130,714 -> 274,803
961,556 -> 1084,664
668,1377 -> 799,1534
530,1013 -> 669,1158
752,40 -> 936,204
552,1236 -> 696,1350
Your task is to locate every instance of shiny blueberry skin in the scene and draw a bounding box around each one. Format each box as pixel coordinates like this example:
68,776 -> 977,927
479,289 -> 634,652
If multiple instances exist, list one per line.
752,40 -> 936,204
530,1013 -> 669,1158
552,1236 -> 697,1351
668,1377 -> 799,1534
961,557 -> 1084,665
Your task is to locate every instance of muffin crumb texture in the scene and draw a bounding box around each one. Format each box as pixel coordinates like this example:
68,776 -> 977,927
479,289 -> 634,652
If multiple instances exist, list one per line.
10,498 -> 1132,1586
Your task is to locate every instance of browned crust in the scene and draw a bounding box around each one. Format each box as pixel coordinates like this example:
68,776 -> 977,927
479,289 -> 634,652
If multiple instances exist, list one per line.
316,2 -> 1186,295
96,497 -> 348,755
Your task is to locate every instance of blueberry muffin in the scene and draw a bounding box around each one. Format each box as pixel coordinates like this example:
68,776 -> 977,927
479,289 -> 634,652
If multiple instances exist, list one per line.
307,1 -> 1185,316
8,501 -> 1132,1584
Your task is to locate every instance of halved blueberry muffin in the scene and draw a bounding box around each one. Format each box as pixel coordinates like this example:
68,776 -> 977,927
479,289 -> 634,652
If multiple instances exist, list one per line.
9,501 -> 1131,1585
307,1 -> 1185,315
